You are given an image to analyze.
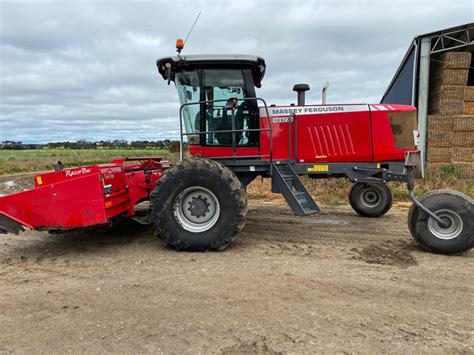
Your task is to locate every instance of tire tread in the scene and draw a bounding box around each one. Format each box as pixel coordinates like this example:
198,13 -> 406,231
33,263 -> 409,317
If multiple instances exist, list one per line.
149,158 -> 247,251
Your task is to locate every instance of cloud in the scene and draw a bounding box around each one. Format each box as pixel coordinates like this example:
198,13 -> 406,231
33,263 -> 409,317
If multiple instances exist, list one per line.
0,0 -> 472,143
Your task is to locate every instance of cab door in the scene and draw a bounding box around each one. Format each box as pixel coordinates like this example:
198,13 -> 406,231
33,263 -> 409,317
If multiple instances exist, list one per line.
198,68 -> 259,158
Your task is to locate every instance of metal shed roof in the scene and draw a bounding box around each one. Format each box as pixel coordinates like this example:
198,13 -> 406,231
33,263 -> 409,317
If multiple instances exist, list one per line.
381,23 -> 474,105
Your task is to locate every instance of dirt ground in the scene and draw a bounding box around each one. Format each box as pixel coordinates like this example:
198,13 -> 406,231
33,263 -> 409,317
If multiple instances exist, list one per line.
0,176 -> 473,353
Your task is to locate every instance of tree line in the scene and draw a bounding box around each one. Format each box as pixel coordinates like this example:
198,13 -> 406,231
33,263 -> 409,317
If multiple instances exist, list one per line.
0,140 -> 181,152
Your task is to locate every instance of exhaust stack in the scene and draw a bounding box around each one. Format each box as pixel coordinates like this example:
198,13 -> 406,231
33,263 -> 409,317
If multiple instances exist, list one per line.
293,84 -> 310,106
322,81 -> 329,105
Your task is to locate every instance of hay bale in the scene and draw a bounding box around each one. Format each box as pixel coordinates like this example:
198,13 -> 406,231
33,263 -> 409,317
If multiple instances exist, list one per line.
430,68 -> 469,86
428,130 -> 451,147
434,52 -> 472,69
429,85 -> 465,101
451,131 -> 474,147
429,99 -> 464,115
464,102 -> 474,115
428,115 -> 454,131
465,87 -> 474,102
427,146 -> 451,162
453,115 -> 474,131
451,147 -> 474,162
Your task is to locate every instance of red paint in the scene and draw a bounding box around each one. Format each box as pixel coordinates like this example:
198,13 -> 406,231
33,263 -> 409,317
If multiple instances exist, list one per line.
188,145 -> 259,158
370,104 -> 417,161
0,158 -> 170,231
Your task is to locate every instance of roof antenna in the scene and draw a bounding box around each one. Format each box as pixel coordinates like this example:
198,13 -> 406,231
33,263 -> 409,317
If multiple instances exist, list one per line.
176,11 -> 201,57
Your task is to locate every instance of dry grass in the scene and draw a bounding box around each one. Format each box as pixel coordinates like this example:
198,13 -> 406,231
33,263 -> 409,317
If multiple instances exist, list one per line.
247,166 -> 474,205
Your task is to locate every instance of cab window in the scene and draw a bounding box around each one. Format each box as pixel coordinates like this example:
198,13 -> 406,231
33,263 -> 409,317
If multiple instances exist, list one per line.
202,69 -> 255,146
175,70 -> 201,135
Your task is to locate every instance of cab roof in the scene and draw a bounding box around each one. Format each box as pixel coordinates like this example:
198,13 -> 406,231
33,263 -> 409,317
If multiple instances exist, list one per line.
156,54 -> 266,88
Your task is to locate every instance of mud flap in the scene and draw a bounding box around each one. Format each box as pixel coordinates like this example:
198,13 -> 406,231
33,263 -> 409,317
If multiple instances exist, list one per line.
0,213 -> 25,235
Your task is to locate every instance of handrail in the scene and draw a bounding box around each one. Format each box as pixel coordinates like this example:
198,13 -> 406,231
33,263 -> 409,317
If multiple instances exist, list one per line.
178,97 -> 273,163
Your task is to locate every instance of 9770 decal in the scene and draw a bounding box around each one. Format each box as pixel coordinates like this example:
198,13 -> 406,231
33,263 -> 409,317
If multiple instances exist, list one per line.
272,116 -> 294,123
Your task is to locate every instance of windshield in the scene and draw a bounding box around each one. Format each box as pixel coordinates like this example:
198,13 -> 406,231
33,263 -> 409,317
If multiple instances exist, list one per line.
176,71 -> 200,134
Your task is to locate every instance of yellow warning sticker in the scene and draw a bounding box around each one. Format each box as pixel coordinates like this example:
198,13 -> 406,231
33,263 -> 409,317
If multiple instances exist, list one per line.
36,176 -> 43,185
307,164 -> 329,172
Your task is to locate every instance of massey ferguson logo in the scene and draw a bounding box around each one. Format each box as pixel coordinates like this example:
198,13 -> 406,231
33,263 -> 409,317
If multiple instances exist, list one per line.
65,167 -> 92,177
271,106 -> 344,115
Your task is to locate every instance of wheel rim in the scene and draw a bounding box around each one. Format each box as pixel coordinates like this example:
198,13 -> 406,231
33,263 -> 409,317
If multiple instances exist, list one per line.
360,187 -> 381,208
173,186 -> 220,233
427,209 -> 463,240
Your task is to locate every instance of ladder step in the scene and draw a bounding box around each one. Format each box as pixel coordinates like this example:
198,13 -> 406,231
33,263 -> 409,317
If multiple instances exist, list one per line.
272,162 -> 320,216
294,192 -> 306,201
303,207 -> 319,214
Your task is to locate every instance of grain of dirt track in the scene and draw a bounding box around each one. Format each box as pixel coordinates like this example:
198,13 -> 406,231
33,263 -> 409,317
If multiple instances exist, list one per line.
0,176 -> 473,353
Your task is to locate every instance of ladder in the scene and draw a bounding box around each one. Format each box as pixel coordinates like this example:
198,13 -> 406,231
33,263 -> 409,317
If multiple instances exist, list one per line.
271,162 -> 320,216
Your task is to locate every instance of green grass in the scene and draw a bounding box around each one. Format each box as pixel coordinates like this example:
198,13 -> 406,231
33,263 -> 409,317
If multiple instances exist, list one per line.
0,149 -> 177,175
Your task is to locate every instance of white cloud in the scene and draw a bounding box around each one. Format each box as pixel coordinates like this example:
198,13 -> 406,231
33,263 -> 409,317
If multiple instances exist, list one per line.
0,0 -> 472,143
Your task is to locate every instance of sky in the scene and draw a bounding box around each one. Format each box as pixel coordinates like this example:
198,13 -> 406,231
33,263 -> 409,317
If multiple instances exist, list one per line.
0,0 -> 473,143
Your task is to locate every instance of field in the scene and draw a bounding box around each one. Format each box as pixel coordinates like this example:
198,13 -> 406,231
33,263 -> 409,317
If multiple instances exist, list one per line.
0,149 -> 174,175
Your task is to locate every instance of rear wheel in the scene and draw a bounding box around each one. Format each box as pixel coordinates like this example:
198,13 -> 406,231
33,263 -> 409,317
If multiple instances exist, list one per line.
150,158 -> 247,251
349,182 -> 392,217
408,190 -> 474,254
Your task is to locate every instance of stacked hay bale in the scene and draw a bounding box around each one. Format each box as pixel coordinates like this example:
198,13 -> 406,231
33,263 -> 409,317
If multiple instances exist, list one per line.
427,51 -> 473,177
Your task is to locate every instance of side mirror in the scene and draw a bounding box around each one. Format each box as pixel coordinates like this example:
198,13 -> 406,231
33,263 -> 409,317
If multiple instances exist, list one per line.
165,63 -> 172,86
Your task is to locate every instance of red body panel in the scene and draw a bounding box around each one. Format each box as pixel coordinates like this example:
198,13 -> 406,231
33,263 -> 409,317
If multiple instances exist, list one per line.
190,103 -> 417,163
188,146 -> 259,158
370,104 -> 416,161
0,158 -> 169,231
0,170 -> 108,229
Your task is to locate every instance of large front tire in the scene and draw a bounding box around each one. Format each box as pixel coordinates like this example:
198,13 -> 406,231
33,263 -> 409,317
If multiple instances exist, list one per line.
150,158 -> 247,251
408,189 -> 474,254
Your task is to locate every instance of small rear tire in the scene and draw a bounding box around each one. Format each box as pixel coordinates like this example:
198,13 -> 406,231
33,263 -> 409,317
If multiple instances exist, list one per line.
349,182 -> 392,217
408,189 -> 474,254
150,158 -> 247,251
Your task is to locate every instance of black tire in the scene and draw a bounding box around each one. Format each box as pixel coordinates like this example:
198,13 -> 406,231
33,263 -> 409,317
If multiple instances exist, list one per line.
408,189 -> 474,255
349,182 -> 392,217
150,158 -> 247,251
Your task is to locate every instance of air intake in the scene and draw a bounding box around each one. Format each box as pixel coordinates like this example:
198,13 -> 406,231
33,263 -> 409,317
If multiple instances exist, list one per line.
293,84 -> 310,106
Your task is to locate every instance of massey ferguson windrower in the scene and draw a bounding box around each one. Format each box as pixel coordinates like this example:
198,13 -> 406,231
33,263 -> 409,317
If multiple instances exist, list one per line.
1,46 -> 473,254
